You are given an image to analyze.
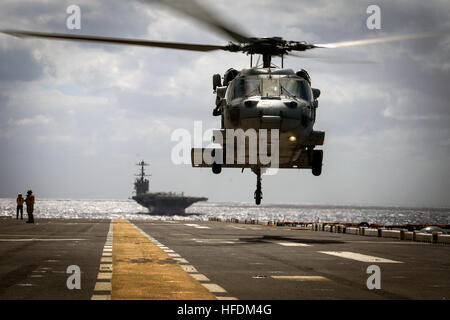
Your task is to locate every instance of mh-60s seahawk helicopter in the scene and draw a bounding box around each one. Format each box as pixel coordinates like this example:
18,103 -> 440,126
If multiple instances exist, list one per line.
2,0 -> 449,205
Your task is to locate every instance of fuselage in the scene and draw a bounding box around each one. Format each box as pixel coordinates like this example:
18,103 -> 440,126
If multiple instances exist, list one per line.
219,68 -> 322,167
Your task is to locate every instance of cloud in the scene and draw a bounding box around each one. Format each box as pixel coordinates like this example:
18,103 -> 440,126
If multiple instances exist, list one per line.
10,114 -> 52,126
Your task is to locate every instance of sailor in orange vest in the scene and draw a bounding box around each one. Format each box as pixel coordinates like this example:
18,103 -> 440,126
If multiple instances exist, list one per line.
16,193 -> 24,219
25,190 -> 35,223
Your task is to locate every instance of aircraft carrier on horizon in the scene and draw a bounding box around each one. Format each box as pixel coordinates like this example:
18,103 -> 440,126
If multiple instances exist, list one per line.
131,161 -> 207,214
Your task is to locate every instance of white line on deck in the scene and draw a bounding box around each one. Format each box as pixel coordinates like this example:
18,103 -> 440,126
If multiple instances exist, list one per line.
191,238 -> 240,244
180,265 -> 198,273
318,251 -> 403,263
184,223 -> 211,229
91,220 -> 114,300
201,283 -> 227,293
276,242 -> 311,247
97,272 -> 112,280
190,273 -> 210,282
91,295 -> 111,300
94,282 -> 112,291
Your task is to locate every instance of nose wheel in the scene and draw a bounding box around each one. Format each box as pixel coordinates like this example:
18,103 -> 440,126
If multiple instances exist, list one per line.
253,168 -> 262,205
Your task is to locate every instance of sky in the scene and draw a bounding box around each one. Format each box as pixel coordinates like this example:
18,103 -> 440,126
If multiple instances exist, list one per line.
0,0 -> 449,207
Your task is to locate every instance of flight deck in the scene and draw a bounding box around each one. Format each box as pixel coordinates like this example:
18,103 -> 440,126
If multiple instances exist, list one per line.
0,218 -> 448,300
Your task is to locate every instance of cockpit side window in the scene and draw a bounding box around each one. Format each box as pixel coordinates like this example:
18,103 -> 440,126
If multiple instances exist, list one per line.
230,78 -> 261,100
233,78 -> 245,99
280,78 -> 312,101
244,78 -> 261,97
226,79 -> 235,101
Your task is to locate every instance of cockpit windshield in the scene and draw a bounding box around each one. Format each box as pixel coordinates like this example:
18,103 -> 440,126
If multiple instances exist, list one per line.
261,79 -> 279,97
230,77 -> 312,101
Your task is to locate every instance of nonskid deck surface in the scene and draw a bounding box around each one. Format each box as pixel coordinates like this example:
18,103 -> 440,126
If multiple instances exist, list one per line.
0,218 -> 448,300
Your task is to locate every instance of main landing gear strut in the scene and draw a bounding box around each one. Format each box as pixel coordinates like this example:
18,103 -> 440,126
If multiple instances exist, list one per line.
253,167 -> 262,205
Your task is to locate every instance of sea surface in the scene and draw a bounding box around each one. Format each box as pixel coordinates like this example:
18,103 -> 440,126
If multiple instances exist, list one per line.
1,198 -> 449,225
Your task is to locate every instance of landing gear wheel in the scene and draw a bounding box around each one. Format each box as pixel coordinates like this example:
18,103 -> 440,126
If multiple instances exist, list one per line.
312,150 -> 323,176
212,163 -> 222,174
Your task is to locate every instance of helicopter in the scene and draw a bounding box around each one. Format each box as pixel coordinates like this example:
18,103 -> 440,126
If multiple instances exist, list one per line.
1,0 -> 449,205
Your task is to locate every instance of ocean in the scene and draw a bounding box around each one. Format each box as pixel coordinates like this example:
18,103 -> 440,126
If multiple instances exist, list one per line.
1,198 -> 449,225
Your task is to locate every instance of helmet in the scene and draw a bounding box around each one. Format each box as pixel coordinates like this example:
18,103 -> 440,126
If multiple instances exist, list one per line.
18,193 -> 22,196
27,190 -> 32,194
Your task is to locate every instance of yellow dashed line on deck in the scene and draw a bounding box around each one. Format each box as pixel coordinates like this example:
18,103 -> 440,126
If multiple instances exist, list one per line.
111,219 -> 216,300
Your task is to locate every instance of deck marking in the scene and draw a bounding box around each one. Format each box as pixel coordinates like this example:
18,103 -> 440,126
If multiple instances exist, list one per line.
190,274 -> 210,282
276,242 -> 311,247
91,220 -> 114,300
94,282 -> 112,291
111,220 -> 216,300
168,253 -> 181,257
228,225 -> 261,231
185,223 -> 211,229
191,238 -> 240,244
173,258 -> 189,264
271,276 -> 331,281
319,251 -> 403,263
99,264 -> 113,271
91,295 -> 111,300
228,225 -> 246,230
180,265 -> 198,273
130,223 -> 237,299
202,283 -> 227,293
0,238 -> 86,241
97,272 -> 112,280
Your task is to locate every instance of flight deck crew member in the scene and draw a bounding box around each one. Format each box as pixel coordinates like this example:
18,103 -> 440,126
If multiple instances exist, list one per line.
25,190 -> 35,223
16,193 -> 24,219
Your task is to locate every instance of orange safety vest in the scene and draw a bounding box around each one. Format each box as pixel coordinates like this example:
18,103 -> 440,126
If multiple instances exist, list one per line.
17,197 -> 24,206
25,194 -> 35,206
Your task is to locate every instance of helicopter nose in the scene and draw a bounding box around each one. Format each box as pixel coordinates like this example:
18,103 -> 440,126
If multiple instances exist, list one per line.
256,100 -> 285,115
255,100 -> 285,128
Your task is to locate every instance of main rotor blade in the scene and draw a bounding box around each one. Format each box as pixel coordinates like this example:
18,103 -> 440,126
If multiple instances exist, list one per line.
0,30 -> 227,52
315,30 -> 450,49
288,52 -> 376,64
155,0 -> 251,43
